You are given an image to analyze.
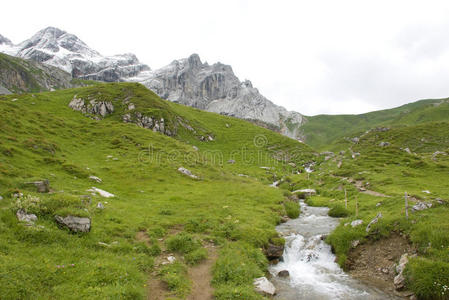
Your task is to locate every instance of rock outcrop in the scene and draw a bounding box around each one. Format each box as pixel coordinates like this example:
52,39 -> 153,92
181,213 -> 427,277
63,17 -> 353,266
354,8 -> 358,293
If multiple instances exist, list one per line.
55,215 -> 91,233
253,277 -> 276,296
16,209 -> 38,223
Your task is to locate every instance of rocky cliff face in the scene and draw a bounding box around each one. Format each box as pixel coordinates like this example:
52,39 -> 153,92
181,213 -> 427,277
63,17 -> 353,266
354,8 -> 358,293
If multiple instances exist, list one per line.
2,27 -> 150,82
133,54 -> 305,139
0,53 -> 75,94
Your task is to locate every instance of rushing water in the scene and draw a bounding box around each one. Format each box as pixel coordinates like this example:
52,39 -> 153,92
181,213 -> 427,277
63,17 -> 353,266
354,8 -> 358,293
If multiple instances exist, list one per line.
269,201 -> 399,300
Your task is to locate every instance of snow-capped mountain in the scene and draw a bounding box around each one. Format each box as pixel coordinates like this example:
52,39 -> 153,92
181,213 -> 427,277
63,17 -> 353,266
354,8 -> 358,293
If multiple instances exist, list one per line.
2,27 -> 150,81
0,27 -> 305,139
130,54 -> 305,139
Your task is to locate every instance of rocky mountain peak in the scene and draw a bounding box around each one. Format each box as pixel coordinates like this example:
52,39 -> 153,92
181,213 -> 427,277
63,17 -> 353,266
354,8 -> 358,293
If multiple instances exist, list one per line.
0,34 -> 12,45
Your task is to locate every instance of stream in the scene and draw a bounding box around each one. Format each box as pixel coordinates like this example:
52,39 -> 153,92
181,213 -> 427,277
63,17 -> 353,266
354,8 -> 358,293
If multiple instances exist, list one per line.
269,200 -> 400,300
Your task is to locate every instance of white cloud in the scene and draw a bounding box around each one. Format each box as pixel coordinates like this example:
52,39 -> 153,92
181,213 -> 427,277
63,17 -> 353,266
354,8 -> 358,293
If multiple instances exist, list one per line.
3,0 -> 449,115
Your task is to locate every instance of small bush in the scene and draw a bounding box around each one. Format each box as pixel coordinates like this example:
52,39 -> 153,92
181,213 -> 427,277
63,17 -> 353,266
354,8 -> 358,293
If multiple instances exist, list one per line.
159,262 -> 190,297
284,201 -> 300,218
166,233 -> 201,254
185,248 -> 208,265
328,205 -> 350,218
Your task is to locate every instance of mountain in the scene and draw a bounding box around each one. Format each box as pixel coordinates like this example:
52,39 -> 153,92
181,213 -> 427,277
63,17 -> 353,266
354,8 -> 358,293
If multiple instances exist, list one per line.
0,82 -> 313,299
131,54 -> 305,139
0,52 -> 78,94
2,27 -> 151,82
300,98 -> 449,149
0,27 -> 305,140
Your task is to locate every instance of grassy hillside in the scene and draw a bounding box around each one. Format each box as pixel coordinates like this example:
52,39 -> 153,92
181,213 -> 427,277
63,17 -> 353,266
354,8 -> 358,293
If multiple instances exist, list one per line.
0,83 -> 314,299
301,98 -> 449,149
0,53 -> 92,94
278,122 -> 449,299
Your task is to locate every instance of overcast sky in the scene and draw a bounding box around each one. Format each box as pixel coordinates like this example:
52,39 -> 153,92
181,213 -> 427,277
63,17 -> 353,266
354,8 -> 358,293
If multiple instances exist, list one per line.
3,0 -> 449,115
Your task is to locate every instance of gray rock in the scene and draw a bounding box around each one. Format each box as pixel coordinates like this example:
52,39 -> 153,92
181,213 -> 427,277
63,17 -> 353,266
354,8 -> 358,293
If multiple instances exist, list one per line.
379,142 -> 390,147
351,137 -> 360,143
0,196 -> 3,201
254,277 -> 276,296
412,202 -> 432,212
351,240 -> 360,248
351,220 -> 363,227
277,270 -> 290,277
16,209 -> 37,223
394,254 -> 409,290
265,243 -> 284,260
69,97 -> 114,118
55,215 -> 91,232
89,176 -> 102,183
288,162 -> 296,167
177,167 -> 199,179
27,179 -> 50,193
192,146 -> 199,151
292,189 -> 316,196
96,202 -> 104,210
227,159 -> 236,164
432,151 -> 446,161
366,213 -> 382,232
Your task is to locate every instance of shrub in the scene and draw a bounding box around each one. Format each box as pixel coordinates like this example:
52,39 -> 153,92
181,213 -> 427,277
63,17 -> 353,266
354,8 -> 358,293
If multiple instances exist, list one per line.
284,201 -> 300,218
328,205 -> 350,218
166,233 -> 201,254
185,248 -> 208,265
159,262 -> 190,296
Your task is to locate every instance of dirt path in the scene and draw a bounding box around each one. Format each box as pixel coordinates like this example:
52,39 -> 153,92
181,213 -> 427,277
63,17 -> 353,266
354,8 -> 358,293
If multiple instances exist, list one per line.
147,273 -> 168,300
186,246 -> 218,300
346,233 -> 416,298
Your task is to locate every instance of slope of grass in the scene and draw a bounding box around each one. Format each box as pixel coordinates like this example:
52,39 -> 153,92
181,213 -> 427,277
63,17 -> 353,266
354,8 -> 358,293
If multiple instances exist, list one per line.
301,98 -> 449,149
0,83 -> 313,299
283,122 -> 449,299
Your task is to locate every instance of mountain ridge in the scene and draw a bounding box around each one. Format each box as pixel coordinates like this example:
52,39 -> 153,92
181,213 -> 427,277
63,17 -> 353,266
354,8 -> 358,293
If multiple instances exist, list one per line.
0,27 -> 305,140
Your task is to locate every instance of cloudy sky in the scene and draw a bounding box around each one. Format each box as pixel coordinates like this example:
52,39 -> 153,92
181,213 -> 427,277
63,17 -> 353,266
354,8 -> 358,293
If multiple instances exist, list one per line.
3,0 -> 449,115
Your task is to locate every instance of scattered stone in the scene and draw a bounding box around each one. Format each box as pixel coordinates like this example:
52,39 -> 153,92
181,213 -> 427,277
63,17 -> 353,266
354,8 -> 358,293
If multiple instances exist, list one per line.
366,213 -> 382,233
280,216 -> 289,223
227,159 -> 236,164
422,190 -> 431,194
89,176 -> 102,183
292,189 -> 316,196
277,270 -> 290,278
87,187 -> 115,198
207,135 -> 214,141
381,268 -> 389,274
352,152 -> 361,159
337,161 -> 342,168
351,240 -> 360,248
96,202 -> 105,210
288,162 -> 296,168
265,243 -> 284,260
394,254 -> 409,290
13,192 -> 24,198
16,209 -> 37,223
254,277 -> 276,296
26,179 -> 50,193
351,137 -> 360,143
225,123 -> 230,128
374,127 -> 390,132
237,174 -> 249,177
270,180 -> 281,188
177,167 -> 199,179
55,215 -> 91,232
412,202 -> 432,212
127,103 -> 135,110
376,202 -> 382,207
403,148 -> 412,155
320,151 -> 334,157
432,151 -> 446,161
192,146 -> 199,151
260,167 -> 272,170
98,242 -> 110,247
379,142 -> 390,147
351,220 -> 363,227
0,196 -> 3,201
339,151 -> 346,155
167,255 -> 176,263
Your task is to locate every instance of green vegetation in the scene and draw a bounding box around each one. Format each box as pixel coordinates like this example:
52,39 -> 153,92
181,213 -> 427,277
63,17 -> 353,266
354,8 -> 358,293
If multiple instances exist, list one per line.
300,98 -> 449,149
284,201 -> 300,218
0,82 -> 313,299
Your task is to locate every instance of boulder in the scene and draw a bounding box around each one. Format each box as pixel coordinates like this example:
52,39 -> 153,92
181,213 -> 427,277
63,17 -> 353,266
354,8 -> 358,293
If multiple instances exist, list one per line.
292,189 -> 316,196
351,219 -> 363,227
277,270 -> 290,277
16,209 -> 37,223
177,167 -> 199,179
254,277 -> 276,296
55,215 -> 91,233
366,213 -> 382,233
412,202 -> 432,212
27,179 -> 50,193
89,176 -> 102,183
87,187 -> 115,198
265,243 -> 284,260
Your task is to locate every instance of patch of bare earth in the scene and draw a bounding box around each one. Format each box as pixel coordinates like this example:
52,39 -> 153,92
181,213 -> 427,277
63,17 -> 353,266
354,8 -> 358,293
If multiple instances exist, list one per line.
346,233 -> 416,299
186,245 -> 218,300
147,273 -> 169,300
